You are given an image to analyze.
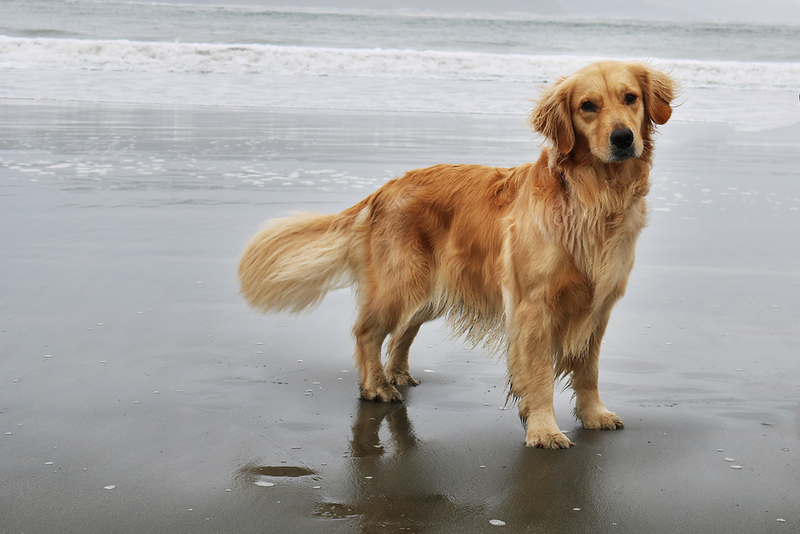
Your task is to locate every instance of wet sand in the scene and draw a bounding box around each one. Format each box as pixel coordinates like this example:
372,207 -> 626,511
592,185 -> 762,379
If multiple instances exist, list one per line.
1,99 -> 799,533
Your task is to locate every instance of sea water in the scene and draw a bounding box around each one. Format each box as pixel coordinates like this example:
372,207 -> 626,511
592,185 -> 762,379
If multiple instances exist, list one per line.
1,0 -> 799,130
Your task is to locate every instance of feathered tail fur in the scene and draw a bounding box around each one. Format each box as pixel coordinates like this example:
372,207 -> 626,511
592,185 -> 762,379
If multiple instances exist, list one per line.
238,211 -> 361,314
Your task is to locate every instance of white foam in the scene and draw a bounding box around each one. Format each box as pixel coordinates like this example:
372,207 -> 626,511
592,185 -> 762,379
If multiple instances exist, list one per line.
1,36 -> 798,90
1,36 -> 797,131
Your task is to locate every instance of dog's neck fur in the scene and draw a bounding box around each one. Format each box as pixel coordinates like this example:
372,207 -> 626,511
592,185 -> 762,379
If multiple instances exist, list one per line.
533,146 -> 650,290
545,145 -> 651,213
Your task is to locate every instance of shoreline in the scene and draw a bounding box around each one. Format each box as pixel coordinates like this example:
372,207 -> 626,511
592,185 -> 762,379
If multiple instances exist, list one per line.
2,71 -> 799,133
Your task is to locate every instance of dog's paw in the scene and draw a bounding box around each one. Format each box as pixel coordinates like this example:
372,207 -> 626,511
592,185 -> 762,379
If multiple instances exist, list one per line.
579,410 -> 624,430
360,382 -> 404,403
525,430 -> 575,449
388,370 -> 420,387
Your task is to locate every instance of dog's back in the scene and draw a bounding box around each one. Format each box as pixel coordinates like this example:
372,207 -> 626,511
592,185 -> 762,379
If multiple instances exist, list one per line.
239,163 -> 526,339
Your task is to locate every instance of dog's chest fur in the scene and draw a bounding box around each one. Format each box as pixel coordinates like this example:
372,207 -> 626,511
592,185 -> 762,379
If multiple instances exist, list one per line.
503,158 -> 649,357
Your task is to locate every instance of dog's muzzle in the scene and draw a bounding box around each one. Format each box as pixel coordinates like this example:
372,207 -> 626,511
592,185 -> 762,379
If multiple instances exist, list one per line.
608,127 -> 637,161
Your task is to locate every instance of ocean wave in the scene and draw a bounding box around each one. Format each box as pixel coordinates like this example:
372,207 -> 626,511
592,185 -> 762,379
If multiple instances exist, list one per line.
1,35 -> 798,90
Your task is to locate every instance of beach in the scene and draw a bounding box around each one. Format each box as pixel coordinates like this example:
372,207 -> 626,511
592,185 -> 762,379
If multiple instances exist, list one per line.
1,97 -> 799,532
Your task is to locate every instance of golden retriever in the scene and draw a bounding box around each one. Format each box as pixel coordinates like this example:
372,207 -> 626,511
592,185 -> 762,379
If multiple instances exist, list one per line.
239,60 -> 676,449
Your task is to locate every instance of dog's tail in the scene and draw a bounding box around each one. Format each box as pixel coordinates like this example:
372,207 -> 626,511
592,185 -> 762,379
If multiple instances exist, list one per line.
238,209 -> 364,314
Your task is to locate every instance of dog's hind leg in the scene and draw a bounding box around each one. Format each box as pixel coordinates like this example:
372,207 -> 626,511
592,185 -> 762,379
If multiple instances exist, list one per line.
355,296 -> 432,400
353,282 -> 414,402
385,320 -> 424,387
353,275 -> 430,401
354,315 -> 400,402
353,214 -> 433,401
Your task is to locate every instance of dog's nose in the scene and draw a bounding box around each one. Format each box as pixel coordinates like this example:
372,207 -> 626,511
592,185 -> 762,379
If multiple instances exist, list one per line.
610,128 -> 634,150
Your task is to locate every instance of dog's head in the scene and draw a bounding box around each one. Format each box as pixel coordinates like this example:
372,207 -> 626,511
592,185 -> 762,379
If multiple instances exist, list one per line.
530,61 -> 676,164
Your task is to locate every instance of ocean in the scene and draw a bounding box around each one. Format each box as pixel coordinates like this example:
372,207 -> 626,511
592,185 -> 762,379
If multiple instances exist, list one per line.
1,0 -> 800,130
4,3 -> 800,531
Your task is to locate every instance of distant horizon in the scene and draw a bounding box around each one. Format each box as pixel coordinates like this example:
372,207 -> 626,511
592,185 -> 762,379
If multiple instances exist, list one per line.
154,0 -> 800,26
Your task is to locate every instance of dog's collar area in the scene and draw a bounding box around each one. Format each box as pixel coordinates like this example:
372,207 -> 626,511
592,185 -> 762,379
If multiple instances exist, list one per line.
559,170 -> 568,188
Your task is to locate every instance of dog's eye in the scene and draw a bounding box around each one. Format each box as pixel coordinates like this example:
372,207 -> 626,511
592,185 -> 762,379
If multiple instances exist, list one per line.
624,93 -> 638,105
580,101 -> 597,112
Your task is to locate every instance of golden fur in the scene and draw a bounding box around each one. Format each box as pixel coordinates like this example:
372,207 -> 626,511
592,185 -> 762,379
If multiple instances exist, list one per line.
239,60 -> 676,448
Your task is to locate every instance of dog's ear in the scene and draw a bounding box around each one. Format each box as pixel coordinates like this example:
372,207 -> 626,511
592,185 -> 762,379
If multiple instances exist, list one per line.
529,77 -> 575,155
635,64 -> 676,125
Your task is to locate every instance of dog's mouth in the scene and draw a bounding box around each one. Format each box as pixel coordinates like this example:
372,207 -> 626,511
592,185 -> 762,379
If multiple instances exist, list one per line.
607,146 -> 639,163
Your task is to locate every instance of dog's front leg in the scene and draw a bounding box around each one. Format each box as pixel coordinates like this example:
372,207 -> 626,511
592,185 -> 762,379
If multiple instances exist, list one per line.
507,300 -> 574,449
571,314 -> 624,430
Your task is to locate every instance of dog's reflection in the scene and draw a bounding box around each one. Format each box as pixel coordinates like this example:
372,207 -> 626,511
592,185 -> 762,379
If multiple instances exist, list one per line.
237,395 -> 599,531
348,394 -> 418,458
319,393 -> 487,532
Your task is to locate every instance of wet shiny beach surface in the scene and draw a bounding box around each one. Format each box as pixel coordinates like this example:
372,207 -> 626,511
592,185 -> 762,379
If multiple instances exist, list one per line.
1,100 -> 799,533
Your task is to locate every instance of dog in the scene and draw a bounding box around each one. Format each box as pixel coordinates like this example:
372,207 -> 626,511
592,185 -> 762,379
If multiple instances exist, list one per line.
239,60 -> 676,448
